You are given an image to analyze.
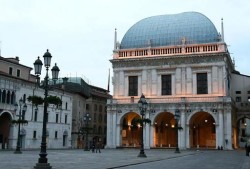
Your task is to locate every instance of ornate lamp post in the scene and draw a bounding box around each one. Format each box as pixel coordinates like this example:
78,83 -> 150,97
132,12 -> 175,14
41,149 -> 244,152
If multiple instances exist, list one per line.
34,49 -> 60,169
174,109 -> 180,153
83,112 -> 91,151
138,94 -> 148,157
14,98 -> 27,154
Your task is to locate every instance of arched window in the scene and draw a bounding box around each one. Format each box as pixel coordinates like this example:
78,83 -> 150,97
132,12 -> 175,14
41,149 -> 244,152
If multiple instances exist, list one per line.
98,126 -> 102,134
23,94 -> 26,103
11,91 -> 15,104
93,125 -> 96,134
98,114 -> 102,123
2,90 -> 6,103
94,113 -> 97,122
99,105 -> 102,112
6,91 -> 11,104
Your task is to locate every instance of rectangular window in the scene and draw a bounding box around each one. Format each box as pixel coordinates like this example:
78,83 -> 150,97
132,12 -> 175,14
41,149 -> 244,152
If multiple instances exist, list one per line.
56,114 -> 59,123
86,104 -> 90,111
33,131 -> 37,139
197,73 -> 208,94
65,115 -> 67,124
242,129 -> 246,137
34,109 -> 38,121
9,67 -> 13,75
128,76 -> 138,96
248,91 -> 250,94
236,91 -> 241,94
17,69 -> 20,77
161,75 -> 172,95
55,131 -> 58,139
236,97 -> 241,102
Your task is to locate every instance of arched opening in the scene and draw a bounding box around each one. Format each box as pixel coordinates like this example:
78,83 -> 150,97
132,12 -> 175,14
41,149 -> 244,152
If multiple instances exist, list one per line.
154,112 -> 176,148
121,112 -> 141,147
237,115 -> 250,148
63,131 -> 68,147
0,112 -> 12,149
189,111 -> 216,148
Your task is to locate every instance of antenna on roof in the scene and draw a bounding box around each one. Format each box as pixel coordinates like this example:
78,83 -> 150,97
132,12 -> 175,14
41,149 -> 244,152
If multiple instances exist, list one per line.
221,18 -> 224,42
114,28 -> 117,51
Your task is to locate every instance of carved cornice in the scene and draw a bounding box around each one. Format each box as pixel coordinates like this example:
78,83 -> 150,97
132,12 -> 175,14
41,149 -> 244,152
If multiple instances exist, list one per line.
111,53 -> 227,68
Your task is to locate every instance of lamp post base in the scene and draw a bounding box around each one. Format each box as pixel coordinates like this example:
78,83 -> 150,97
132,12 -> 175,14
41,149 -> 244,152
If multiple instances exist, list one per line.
175,147 -> 180,153
14,150 -> 22,154
138,151 -> 147,158
34,163 -> 52,169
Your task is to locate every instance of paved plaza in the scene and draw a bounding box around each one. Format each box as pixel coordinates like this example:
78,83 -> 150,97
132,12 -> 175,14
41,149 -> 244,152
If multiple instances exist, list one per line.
0,149 -> 249,169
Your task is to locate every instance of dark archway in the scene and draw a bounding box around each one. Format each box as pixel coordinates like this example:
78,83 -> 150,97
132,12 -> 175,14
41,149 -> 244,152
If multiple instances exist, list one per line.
0,112 -> 12,149
237,115 -> 250,148
154,112 -> 176,148
189,111 -> 216,148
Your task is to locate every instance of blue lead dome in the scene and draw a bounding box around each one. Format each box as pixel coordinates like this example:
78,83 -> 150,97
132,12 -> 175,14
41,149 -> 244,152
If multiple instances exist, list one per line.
120,12 -> 220,49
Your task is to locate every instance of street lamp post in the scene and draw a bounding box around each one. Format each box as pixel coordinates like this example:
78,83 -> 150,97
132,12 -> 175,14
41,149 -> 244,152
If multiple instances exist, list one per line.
83,112 -> 91,151
138,94 -> 148,158
174,109 -> 180,153
34,49 -> 60,169
14,98 -> 27,154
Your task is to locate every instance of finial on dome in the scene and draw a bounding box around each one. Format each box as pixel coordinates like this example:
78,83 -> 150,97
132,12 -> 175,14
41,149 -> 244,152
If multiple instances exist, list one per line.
221,18 -> 224,42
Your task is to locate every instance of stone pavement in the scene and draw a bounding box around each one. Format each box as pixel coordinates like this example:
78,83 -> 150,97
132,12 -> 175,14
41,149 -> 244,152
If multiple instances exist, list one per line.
0,149 -> 249,169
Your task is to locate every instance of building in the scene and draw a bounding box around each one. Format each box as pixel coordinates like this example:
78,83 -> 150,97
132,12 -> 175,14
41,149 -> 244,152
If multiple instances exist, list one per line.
107,11 -> 250,150
53,77 -> 111,149
0,55 -> 72,149
87,85 -> 111,147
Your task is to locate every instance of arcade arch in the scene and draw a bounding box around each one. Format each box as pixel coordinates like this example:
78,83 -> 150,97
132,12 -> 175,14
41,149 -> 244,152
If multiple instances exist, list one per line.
153,112 -> 176,148
121,112 -> 141,147
0,112 -> 13,149
189,111 -> 216,148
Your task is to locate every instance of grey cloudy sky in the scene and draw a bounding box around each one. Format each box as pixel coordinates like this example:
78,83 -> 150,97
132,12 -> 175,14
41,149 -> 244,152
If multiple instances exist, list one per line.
0,0 -> 250,93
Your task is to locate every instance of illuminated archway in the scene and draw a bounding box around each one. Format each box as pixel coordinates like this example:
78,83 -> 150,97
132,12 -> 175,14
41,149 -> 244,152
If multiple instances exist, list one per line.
153,112 -> 176,148
121,112 -> 140,147
189,111 -> 216,148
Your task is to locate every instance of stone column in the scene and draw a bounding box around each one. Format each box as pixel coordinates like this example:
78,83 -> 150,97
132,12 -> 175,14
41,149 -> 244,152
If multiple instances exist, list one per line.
225,110 -> 233,150
144,112 -> 150,149
106,109 -> 114,148
179,110 -> 186,149
216,110 -> 224,148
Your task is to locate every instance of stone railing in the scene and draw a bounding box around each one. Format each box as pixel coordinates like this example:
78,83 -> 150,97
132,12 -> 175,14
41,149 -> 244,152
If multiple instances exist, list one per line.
114,42 -> 227,59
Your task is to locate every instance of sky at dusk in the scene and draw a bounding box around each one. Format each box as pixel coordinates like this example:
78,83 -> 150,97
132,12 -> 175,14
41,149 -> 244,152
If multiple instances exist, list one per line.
0,0 -> 250,94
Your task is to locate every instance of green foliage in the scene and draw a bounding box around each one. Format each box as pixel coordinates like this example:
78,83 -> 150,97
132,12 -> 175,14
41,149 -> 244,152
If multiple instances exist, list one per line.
27,95 -> 62,107
27,95 -> 43,106
46,95 -> 62,106
12,119 -> 28,124
132,118 -> 151,125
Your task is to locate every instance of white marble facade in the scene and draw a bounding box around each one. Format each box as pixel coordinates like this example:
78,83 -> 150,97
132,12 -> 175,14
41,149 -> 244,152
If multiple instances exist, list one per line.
0,77 -> 72,149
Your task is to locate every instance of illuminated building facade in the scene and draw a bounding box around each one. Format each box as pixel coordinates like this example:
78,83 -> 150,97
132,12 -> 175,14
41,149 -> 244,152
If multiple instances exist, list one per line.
106,12 -> 248,150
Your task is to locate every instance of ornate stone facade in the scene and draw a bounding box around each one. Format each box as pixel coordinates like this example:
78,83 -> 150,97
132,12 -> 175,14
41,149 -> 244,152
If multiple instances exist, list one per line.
107,12 -> 237,150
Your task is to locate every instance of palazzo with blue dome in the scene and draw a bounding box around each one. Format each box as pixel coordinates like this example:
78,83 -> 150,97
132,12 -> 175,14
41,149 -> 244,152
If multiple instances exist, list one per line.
107,12 -> 250,150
